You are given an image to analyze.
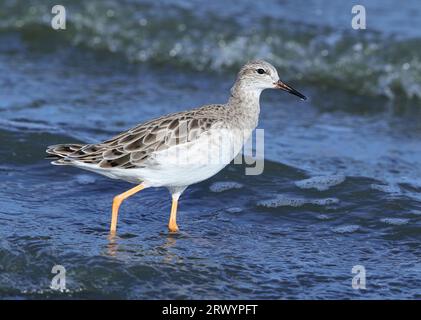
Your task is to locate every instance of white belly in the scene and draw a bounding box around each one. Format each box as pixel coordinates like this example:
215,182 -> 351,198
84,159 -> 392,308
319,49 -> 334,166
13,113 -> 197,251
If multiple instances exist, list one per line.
131,128 -> 249,187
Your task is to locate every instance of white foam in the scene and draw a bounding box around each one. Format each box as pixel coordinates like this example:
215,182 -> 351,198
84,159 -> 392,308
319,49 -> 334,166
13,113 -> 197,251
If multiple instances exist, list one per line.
371,183 -> 421,203
295,175 -> 346,191
209,181 -> 243,193
257,196 -> 339,208
332,224 -> 360,234
226,207 -> 243,213
311,198 -> 339,206
316,214 -> 332,220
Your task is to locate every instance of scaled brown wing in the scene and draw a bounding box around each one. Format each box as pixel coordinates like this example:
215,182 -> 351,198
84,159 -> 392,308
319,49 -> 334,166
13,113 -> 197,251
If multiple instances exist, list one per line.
63,105 -> 226,169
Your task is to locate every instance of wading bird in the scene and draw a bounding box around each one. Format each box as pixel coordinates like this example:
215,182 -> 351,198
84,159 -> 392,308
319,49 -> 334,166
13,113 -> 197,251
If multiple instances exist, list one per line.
46,60 -> 306,234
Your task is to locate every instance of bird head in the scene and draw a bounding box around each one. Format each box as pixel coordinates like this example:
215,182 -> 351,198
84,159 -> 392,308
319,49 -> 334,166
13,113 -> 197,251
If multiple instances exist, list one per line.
236,60 -> 307,100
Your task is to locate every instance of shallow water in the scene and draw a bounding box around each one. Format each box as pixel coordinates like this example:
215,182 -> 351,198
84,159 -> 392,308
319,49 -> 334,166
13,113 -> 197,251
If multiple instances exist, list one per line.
0,0 -> 420,299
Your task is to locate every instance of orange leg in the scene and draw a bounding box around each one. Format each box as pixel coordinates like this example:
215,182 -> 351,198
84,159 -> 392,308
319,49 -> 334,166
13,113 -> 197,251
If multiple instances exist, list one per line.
110,184 -> 145,234
168,196 -> 179,233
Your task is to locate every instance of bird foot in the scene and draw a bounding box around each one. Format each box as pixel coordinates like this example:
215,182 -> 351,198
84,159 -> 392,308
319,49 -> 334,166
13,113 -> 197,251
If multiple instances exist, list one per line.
168,224 -> 179,233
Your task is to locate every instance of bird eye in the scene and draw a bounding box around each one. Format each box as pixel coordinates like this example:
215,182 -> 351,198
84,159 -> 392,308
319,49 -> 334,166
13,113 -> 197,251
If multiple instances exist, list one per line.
257,68 -> 265,74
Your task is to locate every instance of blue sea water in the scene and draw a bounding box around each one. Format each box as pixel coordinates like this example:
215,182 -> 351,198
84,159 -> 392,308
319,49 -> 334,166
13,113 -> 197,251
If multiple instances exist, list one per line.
0,0 -> 420,299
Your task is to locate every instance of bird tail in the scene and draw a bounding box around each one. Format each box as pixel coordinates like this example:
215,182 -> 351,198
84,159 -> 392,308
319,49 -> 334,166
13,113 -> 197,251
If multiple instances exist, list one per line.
46,144 -> 84,165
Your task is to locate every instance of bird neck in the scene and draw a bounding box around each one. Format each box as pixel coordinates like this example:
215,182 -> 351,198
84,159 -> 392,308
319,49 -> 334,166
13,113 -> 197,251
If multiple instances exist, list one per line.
227,82 -> 262,130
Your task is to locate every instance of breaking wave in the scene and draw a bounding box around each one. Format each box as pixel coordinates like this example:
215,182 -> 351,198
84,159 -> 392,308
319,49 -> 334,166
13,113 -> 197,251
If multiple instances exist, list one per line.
1,0 -> 421,101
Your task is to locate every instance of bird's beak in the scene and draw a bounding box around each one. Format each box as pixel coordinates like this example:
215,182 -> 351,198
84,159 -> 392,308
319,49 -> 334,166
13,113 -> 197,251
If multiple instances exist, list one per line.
274,80 -> 307,100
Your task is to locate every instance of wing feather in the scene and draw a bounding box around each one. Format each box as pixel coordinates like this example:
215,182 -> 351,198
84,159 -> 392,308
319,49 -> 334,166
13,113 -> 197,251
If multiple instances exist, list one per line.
47,104 -> 227,169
